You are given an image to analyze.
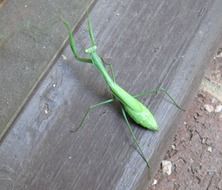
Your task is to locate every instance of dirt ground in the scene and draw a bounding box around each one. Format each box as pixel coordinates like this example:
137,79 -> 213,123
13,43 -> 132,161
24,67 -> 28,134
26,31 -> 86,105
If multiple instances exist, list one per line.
148,48 -> 222,190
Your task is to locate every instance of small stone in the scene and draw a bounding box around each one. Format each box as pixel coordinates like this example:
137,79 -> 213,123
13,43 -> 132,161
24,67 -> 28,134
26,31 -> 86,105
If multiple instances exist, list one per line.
207,170 -> 216,176
211,98 -> 217,104
215,105 -> 222,113
202,138 -> 206,144
207,146 -> 212,153
44,109 -> 48,114
24,4 -> 28,8
68,156 -> 72,159
216,48 -> 222,58
152,179 -> 158,185
184,121 -> 187,125
43,104 -> 49,115
171,144 -> 176,150
204,104 -> 214,113
161,160 -> 172,175
52,83 -> 56,88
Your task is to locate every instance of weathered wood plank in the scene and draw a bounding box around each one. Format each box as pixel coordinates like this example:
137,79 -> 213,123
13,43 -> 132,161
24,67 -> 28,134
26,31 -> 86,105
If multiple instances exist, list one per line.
0,0 -> 95,139
1,0 -> 222,189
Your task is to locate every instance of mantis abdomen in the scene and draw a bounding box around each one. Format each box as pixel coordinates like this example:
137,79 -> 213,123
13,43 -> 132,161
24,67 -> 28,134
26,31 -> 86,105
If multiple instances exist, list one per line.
111,83 -> 158,131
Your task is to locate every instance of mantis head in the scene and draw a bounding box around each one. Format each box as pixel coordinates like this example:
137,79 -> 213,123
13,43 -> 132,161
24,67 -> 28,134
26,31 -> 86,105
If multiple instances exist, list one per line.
85,45 -> 97,54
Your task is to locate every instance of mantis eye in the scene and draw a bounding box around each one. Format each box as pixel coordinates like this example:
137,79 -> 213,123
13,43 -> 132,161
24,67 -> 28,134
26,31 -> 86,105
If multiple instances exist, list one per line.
85,45 -> 97,53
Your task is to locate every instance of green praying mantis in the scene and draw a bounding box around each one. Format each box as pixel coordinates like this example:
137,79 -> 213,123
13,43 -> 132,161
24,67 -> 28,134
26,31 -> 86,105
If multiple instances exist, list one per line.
62,17 -> 183,168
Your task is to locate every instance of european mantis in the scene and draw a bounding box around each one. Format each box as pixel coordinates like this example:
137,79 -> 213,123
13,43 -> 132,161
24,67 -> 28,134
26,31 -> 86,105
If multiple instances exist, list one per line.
62,17 -> 183,168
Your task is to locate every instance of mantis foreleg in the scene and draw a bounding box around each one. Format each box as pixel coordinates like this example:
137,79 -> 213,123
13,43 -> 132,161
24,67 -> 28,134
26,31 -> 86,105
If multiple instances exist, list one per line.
87,17 -> 96,47
88,16 -> 116,84
62,17 -> 92,64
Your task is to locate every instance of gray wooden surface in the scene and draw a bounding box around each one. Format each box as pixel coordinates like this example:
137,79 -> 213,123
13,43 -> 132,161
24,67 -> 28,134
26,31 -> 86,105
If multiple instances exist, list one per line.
1,0 -> 222,190
0,0 -> 94,139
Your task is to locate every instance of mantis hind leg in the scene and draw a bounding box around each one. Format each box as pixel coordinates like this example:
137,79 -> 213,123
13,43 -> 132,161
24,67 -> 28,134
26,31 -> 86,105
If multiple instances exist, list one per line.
121,106 -> 150,168
62,17 -> 92,63
134,87 -> 184,111
72,98 -> 114,133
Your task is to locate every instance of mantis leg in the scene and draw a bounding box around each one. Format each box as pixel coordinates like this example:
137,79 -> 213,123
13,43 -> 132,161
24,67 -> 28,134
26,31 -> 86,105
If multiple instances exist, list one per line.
134,87 -> 184,111
121,106 -> 150,168
87,16 -> 116,84
62,17 -> 92,63
87,17 -> 96,47
72,98 -> 114,133
101,57 -> 116,83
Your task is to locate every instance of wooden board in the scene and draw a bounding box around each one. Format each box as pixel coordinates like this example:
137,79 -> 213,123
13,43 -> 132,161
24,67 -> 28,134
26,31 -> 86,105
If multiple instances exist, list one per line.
0,0 -> 94,139
1,0 -> 222,189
